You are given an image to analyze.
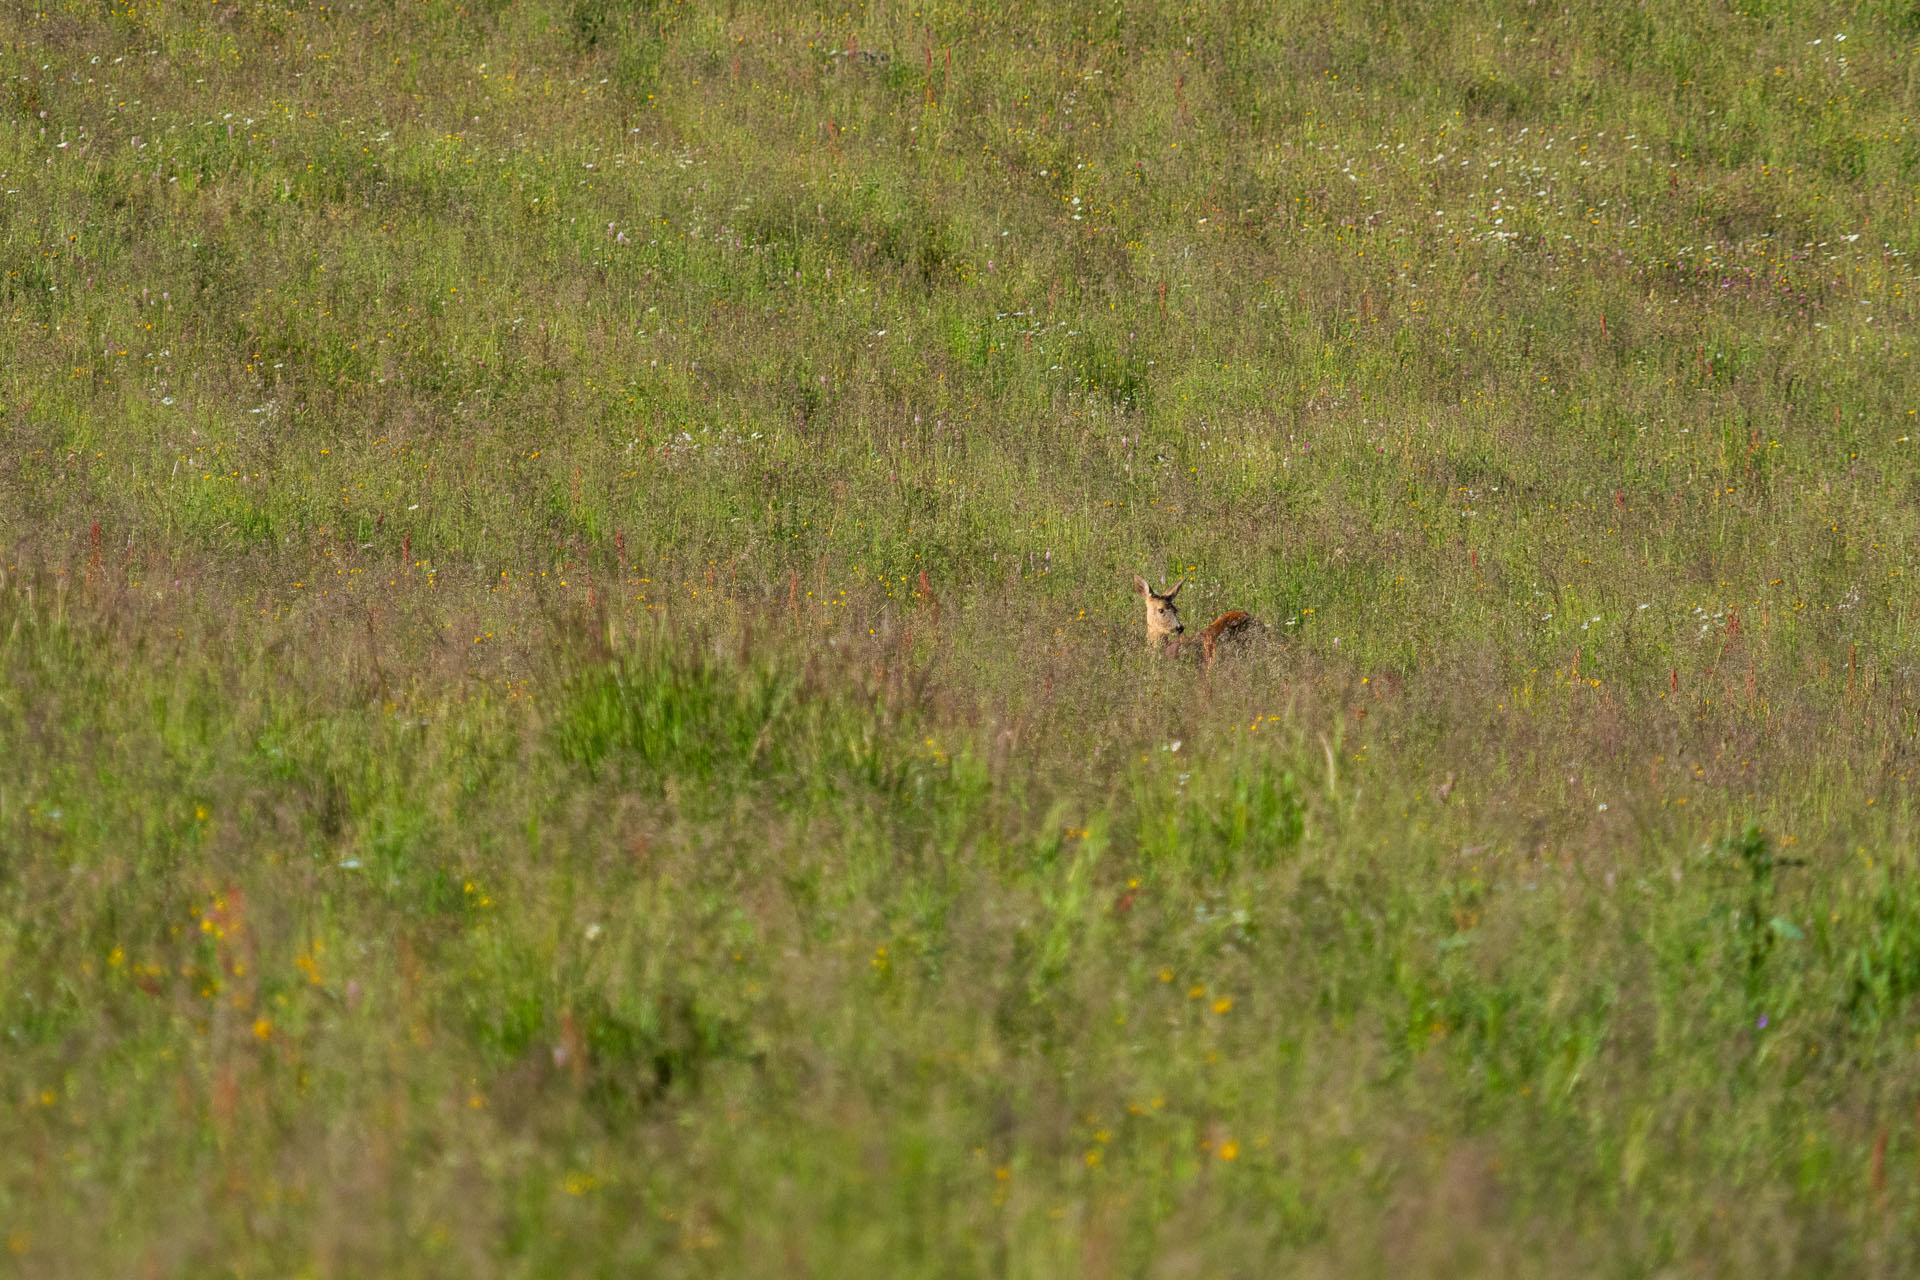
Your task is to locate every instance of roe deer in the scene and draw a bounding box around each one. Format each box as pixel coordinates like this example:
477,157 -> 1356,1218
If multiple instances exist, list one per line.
1132,575 -> 1256,673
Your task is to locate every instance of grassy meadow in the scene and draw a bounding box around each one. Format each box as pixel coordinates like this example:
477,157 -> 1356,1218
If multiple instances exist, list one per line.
8,0 -> 1920,1273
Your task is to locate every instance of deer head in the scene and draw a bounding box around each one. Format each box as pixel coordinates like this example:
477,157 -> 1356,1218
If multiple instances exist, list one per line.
1133,574 -> 1185,652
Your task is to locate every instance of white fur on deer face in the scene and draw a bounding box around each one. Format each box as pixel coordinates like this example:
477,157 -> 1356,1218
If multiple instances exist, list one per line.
1134,575 -> 1184,650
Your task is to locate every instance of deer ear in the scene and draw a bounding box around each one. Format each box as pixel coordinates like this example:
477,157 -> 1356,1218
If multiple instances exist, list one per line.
1132,574 -> 1151,597
1165,578 -> 1185,600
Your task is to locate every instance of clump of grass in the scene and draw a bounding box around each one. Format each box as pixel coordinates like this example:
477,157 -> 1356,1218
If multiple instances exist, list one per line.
554,638 -> 795,780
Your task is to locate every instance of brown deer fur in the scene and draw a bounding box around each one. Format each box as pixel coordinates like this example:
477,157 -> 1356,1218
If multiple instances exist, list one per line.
1132,576 -> 1256,673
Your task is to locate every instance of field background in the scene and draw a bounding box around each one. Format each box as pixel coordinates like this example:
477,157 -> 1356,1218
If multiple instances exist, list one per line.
6,0 -> 1920,1275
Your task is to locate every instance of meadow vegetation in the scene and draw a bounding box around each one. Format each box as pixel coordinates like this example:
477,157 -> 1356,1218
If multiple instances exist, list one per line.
7,0 -> 1920,1274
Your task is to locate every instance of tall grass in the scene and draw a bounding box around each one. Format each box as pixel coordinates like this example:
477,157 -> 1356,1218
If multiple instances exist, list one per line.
6,0 -> 1920,1274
